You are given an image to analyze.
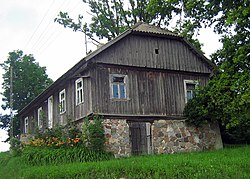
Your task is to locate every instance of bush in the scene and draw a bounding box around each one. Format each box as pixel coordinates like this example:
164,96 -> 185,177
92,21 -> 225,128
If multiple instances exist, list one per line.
20,115 -> 111,166
28,124 -> 82,148
81,115 -> 106,151
183,86 -> 213,126
10,137 -> 22,156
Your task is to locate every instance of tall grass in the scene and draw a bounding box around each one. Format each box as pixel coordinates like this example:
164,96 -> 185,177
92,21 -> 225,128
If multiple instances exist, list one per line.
1,146 -> 250,178
21,146 -> 114,166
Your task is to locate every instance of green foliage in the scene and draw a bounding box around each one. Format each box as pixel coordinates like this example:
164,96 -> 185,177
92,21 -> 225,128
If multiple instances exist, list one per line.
54,0 -> 203,51
0,115 -> 20,142
184,71 -> 250,143
1,50 -> 53,111
183,0 -> 250,143
30,124 -> 82,148
0,50 -> 53,139
19,115 -> 107,167
21,147 -> 113,166
1,146 -> 250,178
184,87 -> 211,127
0,152 -> 11,166
183,0 -> 250,35
9,137 -> 22,157
81,115 -> 106,151
24,115 -> 106,150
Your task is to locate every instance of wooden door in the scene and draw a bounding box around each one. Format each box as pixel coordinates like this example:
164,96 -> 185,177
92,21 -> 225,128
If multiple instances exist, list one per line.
129,122 -> 152,155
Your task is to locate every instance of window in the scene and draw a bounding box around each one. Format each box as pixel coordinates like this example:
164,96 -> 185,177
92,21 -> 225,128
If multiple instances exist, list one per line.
37,107 -> 43,129
48,96 -> 53,129
59,89 -> 66,114
24,117 -> 28,134
75,78 -> 84,105
110,74 -> 127,99
184,80 -> 198,103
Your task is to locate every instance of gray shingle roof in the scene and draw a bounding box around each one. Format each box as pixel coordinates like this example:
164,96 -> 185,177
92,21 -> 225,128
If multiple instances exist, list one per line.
131,22 -> 179,37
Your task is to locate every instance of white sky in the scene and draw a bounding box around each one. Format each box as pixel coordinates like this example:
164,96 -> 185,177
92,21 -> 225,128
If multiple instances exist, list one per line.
0,0 -> 222,152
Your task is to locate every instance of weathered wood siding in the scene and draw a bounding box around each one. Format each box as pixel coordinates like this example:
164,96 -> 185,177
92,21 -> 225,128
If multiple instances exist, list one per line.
51,70 -> 92,124
19,32 -> 213,133
92,34 -> 212,74
73,70 -> 92,120
91,65 -> 209,116
20,70 -> 92,130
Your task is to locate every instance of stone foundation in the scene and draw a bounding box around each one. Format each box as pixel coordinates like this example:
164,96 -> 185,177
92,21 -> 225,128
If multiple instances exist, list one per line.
103,119 -> 223,157
103,119 -> 131,157
152,120 -> 223,154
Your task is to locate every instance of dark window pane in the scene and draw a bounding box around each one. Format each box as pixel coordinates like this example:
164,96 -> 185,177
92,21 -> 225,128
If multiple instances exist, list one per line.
113,76 -> 124,83
80,89 -> 83,102
77,81 -> 82,88
113,84 -> 119,98
61,93 -> 64,99
186,83 -> 195,90
187,90 -> 193,101
120,84 -> 126,98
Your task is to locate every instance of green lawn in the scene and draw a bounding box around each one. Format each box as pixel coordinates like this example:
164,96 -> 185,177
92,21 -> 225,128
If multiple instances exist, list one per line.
0,146 -> 249,178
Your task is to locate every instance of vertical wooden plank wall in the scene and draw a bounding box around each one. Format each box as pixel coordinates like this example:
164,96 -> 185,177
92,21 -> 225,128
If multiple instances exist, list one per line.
92,65 -> 209,116
20,32 -> 213,129
93,35 -> 212,74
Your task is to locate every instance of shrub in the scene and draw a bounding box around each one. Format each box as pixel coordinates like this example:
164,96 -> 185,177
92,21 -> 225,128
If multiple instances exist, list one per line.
81,115 -> 106,151
21,115 -> 111,166
184,86 -> 214,126
28,124 -> 82,148
10,137 -> 22,156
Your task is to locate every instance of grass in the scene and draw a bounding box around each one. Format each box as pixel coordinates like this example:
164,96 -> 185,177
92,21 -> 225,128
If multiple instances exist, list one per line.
21,146 -> 114,166
0,146 -> 249,178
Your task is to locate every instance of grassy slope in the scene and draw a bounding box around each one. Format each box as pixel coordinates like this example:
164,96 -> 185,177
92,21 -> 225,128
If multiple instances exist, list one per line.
0,146 -> 250,178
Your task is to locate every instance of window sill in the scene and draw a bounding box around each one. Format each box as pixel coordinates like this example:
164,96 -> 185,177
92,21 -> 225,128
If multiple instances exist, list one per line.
110,98 -> 130,102
76,102 -> 84,106
60,111 -> 66,115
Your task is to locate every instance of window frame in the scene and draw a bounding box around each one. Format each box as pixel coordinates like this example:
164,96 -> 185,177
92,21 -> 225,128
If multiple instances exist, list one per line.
184,80 -> 198,103
59,89 -> 66,114
110,74 -> 128,100
37,107 -> 43,129
48,96 -> 53,129
75,78 -> 84,105
24,117 -> 28,134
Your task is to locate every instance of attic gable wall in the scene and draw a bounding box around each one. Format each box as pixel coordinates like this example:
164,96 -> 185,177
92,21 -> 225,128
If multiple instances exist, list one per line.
92,34 -> 212,73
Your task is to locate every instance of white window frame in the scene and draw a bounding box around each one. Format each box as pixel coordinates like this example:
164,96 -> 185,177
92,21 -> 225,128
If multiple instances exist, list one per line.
75,78 -> 84,105
184,80 -> 198,103
110,74 -> 128,99
59,89 -> 66,114
24,117 -> 28,134
37,107 -> 43,129
48,96 -> 53,129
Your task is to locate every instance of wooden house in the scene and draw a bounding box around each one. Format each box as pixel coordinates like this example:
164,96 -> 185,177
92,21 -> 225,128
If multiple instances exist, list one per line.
18,22 -> 222,156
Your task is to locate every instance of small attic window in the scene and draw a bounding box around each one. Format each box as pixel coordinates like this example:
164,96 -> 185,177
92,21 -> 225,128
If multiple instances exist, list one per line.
155,48 -> 159,54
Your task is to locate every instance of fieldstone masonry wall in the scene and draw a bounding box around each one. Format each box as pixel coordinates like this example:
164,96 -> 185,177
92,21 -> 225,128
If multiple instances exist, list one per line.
152,120 -> 223,154
103,119 -> 131,157
103,118 -> 222,157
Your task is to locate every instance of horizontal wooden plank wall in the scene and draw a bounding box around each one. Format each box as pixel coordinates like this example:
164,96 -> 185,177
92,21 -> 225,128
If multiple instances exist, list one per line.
91,65 -> 209,116
92,34 -> 212,74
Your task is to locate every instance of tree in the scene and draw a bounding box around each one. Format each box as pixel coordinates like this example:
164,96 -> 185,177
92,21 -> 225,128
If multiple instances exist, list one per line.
0,50 -> 53,138
184,0 -> 250,143
54,0 -> 203,51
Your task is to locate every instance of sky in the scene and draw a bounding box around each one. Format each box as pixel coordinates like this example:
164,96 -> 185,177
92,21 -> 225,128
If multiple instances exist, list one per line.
0,0 -> 222,152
